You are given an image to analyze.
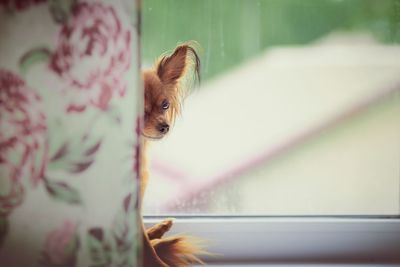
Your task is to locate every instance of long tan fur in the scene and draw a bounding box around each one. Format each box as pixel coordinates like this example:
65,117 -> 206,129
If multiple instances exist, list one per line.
152,235 -> 207,267
140,43 -> 206,267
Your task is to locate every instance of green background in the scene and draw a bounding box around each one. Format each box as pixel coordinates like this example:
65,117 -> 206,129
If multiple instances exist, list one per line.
142,0 -> 400,82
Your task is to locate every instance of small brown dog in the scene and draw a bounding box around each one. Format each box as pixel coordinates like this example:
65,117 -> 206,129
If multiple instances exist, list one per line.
140,43 -> 204,267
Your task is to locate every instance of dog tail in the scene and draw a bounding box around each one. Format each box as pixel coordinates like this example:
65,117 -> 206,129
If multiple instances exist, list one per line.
151,234 -> 209,266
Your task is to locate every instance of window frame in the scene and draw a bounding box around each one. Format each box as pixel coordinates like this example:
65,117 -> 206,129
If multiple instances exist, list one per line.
145,216 -> 400,264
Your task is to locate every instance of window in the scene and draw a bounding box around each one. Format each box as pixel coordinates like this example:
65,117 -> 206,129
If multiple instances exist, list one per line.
142,0 -> 400,263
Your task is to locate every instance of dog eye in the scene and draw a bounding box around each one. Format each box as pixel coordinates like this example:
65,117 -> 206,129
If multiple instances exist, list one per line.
161,100 -> 170,110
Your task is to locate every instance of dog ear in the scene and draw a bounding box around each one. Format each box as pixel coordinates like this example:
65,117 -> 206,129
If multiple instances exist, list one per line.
156,44 -> 200,85
157,45 -> 188,84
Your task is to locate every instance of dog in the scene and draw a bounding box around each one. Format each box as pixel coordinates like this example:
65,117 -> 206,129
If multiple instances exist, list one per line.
139,43 -> 205,267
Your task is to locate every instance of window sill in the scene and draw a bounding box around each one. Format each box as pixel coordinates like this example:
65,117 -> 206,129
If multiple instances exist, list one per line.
145,216 -> 400,264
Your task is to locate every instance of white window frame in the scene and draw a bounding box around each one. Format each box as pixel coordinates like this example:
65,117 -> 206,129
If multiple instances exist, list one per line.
145,216 -> 400,264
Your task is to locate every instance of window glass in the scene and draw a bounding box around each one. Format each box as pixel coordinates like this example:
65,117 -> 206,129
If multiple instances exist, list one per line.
142,0 -> 400,216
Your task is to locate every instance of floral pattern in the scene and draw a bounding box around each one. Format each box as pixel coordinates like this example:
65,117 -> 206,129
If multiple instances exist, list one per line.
87,198 -> 134,267
0,70 -> 48,216
0,0 -> 46,11
0,179 -> 24,217
49,1 -> 131,112
0,0 -> 139,266
41,221 -> 80,267
0,70 -> 48,186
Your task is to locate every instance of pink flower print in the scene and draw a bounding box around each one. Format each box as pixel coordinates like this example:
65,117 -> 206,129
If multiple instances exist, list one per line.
0,69 -> 48,187
42,221 -> 79,267
0,0 -> 46,11
0,180 -> 24,217
49,1 -> 131,112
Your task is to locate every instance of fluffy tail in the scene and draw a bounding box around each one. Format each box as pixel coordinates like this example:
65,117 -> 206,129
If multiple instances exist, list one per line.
151,234 -> 208,267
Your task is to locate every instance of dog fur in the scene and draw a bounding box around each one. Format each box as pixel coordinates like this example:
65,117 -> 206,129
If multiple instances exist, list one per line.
139,43 -> 205,267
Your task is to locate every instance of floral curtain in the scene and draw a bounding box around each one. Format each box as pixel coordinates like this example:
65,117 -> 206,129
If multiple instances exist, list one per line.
0,0 -> 140,266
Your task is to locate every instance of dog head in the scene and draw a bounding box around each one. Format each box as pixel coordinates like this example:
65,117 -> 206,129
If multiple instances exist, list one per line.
142,44 -> 200,140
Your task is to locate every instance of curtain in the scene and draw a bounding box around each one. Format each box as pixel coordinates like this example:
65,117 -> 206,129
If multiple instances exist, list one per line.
0,0 -> 140,266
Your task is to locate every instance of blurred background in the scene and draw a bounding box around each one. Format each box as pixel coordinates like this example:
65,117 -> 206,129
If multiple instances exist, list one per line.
141,0 -> 400,216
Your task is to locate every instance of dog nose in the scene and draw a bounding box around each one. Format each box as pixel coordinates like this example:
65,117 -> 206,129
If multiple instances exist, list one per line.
157,123 -> 169,134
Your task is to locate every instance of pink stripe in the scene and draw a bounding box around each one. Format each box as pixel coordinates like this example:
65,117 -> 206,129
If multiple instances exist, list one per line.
151,159 -> 189,182
164,82 -> 400,211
